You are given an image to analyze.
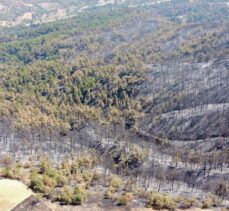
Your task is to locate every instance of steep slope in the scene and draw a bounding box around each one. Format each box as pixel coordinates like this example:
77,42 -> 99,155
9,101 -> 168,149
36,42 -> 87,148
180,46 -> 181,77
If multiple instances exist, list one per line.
139,58 -> 229,140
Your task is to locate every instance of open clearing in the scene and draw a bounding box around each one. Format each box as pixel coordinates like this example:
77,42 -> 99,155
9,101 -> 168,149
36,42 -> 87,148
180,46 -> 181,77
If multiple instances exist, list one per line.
0,179 -> 32,211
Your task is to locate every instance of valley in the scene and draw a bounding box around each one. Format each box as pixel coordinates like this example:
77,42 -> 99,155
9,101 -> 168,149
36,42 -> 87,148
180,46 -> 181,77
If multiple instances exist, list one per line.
0,0 -> 228,210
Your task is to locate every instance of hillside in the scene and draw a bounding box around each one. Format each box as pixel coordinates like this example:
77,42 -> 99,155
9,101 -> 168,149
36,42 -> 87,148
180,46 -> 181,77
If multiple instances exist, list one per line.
0,0 -> 228,26
0,0 -> 229,210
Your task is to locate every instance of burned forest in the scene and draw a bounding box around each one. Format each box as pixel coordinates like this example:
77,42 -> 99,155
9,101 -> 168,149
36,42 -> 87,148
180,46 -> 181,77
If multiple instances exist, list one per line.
0,0 -> 229,210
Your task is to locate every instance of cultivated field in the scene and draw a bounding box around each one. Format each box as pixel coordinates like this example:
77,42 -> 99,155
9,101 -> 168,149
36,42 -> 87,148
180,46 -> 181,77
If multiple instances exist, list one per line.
0,179 -> 32,211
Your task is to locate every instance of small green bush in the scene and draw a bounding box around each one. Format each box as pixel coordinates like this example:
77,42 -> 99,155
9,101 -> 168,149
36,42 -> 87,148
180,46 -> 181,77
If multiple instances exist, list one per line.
45,167 -> 58,178
30,175 -> 49,194
202,195 -> 214,209
39,159 -> 51,174
56,186 -> 87,205
1,167 -> 15,179
77,156 -> 93,169
55,174 -> 68,187
117,192 -> 133,206
136,188 -> 150,199
43,175 -> 57,188
71,187 -> 87,205
109,175 -> 122,191
82,171 -> 92,183
175,196 -> 197,209
57,187 -> 72,205
61,160 -> 71,175
147,192 -> 177,210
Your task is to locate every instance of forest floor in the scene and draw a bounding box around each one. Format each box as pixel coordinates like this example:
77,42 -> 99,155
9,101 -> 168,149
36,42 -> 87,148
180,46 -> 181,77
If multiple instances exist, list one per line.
45,201 -> 215,211
0,178 -> 219,211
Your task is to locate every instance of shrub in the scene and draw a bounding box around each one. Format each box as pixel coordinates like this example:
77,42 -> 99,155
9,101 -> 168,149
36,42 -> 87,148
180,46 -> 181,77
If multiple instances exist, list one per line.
57,187 -> 72,205
71,187 -> 87,205
109,175 -> 122,191
45,168 -> 68,187
175,196 -> 197,209
43,175 -> 57,188
147,192 -> 177,210
73,173 -> 84,183
61,160 -> 71,175
136,188 -> 150,199
55,174 -> 68,187
57,186 -> 87,205
82,171 -> 92,183
39,158 -> 51,174
30,175 -> 49,194
117,192 -> 133,206
124,178 -> 136,192
13,166 -> 23,180
70,162 -> 78,175
202,195 -> 214,209
45,167 -> 58,178
77,156 -> 93,169
30,167 -> 39,177
40,165 -> 68,188
1,167 -> 15,179
104,185 -> 116,199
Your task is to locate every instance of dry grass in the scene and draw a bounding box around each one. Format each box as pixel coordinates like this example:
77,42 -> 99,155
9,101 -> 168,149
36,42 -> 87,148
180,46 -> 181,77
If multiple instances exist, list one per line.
0,179 -> 32,211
